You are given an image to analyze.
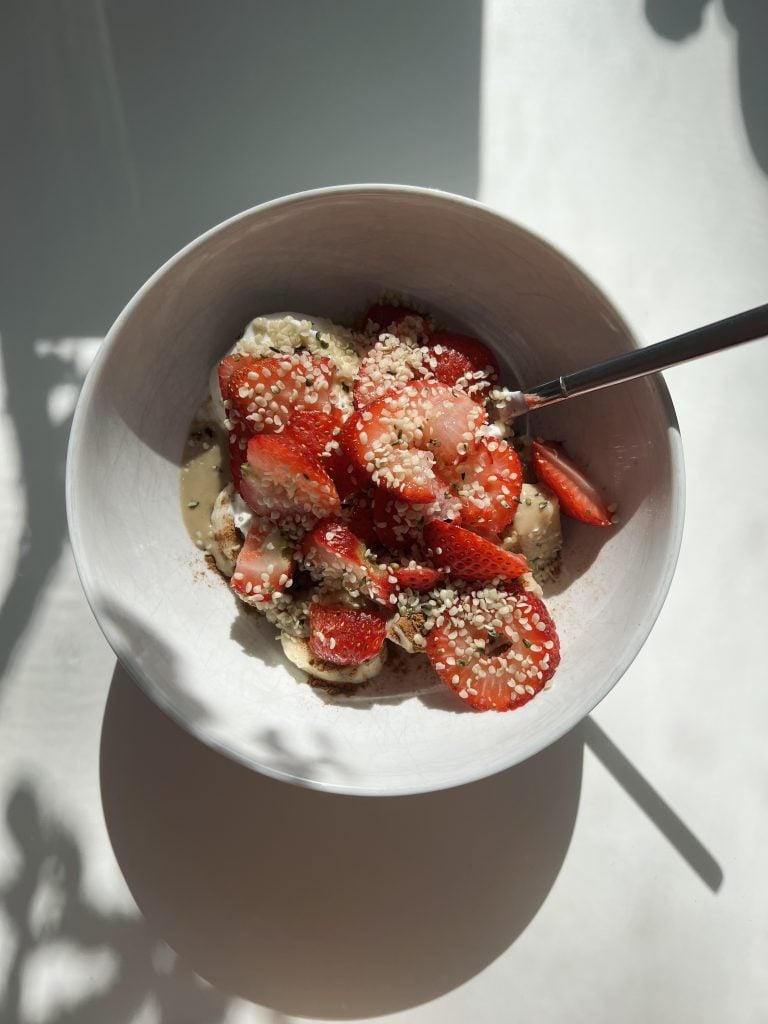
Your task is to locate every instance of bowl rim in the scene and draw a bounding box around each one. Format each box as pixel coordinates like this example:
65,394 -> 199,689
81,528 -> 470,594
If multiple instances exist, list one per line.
66,182 -> 686,796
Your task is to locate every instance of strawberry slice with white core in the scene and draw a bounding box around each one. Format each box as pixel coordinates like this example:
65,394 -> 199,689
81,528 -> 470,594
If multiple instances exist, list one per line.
348,381 -> 487,503
531,439 -> 613,527
425,585 -> 560,711
231,521 -> 294,604
447,437 -> 523,536
239,433 -> 340,532
424,520 -> 529,582
222,353 -> 334,437
309,603 -> 387,666
300,517 -> 396,607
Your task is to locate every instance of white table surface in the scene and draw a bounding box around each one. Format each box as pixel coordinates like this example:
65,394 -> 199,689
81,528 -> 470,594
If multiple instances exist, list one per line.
2,2 -> 767,1022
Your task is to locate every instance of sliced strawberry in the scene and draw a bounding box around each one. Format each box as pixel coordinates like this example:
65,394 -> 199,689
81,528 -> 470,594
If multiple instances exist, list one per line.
222,353 -> 334,438
283,407 -> 337,463
531,439 -> 613,527
390,563 -> 444,592
230,521 -> 294,604
361,303 -> 429,337
238,433 -> 340,529
300,517 -> 395,607
352,334 -> 432,410
427,332 -> 499,401
424,520 -> 528,582
347,381 -> 487,503
341,491 -> 381,550
447,437 -> 523,536
309,603 -> 387,666
218,353 -> 260,399
425,585 -> 560,711
371,476 -> 460,553
332,412 -> 372,500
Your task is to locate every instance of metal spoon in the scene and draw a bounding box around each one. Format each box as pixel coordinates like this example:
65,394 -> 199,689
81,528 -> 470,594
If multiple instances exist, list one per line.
494,302 -> 768,420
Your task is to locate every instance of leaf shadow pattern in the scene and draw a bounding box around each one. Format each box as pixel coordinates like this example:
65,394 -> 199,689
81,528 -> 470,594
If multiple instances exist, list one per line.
0,781 -> 232,1024
100,664 -> 586,1020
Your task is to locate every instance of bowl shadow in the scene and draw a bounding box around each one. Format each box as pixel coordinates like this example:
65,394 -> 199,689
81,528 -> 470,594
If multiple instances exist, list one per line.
100,665 -> 585,1019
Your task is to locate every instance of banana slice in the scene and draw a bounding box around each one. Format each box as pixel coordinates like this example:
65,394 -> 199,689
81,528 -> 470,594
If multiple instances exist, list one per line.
387,612 -> 427,654
280,633 -> 387,684
209,484 -> 242,577
503,482 -> 562,584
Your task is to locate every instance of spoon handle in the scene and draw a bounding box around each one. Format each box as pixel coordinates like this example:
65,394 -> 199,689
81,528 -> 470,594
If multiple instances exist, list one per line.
523,301 -> 768,412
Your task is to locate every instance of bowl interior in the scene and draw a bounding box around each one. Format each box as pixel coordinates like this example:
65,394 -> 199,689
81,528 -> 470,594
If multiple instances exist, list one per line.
68,187 -> 683,795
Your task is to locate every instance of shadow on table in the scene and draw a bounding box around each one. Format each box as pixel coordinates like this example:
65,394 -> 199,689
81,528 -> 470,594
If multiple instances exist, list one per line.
95,666 -> 724,1019
0,670 -> 723,1023
645,0 -> 768,174
99,664 -> 584,1019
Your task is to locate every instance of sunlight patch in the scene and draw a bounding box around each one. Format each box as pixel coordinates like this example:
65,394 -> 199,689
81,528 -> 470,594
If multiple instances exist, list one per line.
21,940 -> 117,1024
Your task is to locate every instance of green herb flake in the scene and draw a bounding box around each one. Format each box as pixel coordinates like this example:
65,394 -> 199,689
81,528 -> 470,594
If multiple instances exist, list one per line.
522,638 -> 532,648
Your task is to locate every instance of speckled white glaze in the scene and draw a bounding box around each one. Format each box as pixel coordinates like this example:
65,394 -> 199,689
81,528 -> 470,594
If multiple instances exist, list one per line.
66,185 -> 684,795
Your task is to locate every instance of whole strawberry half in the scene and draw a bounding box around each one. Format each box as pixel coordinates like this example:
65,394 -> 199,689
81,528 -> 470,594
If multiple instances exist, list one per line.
424,520 -> 528,582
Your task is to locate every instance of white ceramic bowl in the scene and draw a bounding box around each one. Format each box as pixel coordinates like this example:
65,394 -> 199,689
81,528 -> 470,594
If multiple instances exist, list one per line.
67,185 -> 684,796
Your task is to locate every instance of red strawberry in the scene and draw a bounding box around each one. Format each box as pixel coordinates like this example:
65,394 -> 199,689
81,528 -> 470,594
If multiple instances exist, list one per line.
347,381 -> 487,503
239,433 -> 340,528
531,439 -> 613,527
424,520 -> 528,582
230,521 -> 294,604
309,603 -> 387,666
371,477 -> 460,553
300,517 -> 395,607
222,353 -> 334,437
352,333 -> 432,410
321,410 -> 367,500
427,332 -> 499,401
447,437 -> 523,536
283,407 -> 337,463
361,303 -> 429,337
425,585 -> 560,711
341,491 -> 381,550
390,564 -> 444,592
218,353 -> 260,399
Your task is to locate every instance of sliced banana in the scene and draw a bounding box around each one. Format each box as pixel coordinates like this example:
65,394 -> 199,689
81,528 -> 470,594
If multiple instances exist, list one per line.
209,484 -> 242,577
503,482 -> 562,584
280,633 -> 387,684
386,612 -> 427,654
